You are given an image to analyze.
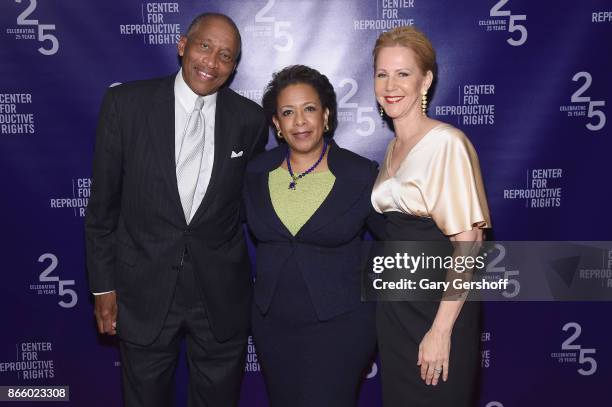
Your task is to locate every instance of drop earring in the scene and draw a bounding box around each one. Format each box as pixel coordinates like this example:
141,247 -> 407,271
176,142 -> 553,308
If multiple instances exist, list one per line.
379,104 -> 387,127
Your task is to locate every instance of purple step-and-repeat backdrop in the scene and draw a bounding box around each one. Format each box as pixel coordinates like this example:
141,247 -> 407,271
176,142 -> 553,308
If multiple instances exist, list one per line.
1,0 -> 611,406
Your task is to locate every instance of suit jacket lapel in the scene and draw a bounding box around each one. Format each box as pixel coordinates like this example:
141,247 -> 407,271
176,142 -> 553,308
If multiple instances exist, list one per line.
147,76 -> 185,222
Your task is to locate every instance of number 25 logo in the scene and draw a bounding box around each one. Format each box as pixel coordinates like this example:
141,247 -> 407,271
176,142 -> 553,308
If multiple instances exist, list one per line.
571,72 -> 606,131
338,79 -> 375,137
15,0 -> 59,56
255,0 -> 293,52
490,0 -> 527,46
38,253 -> 78,308
562,322 -> 597,376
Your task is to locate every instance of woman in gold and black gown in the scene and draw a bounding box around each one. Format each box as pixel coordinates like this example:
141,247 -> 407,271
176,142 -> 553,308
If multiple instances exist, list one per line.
371,26 -> 492,407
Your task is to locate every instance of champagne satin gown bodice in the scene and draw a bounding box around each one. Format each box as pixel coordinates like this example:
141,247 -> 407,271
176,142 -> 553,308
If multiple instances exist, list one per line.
372,123 -> 491,235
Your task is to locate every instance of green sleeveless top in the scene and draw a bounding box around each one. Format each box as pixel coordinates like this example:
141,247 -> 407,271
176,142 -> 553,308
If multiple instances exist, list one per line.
268,167 -> 336,236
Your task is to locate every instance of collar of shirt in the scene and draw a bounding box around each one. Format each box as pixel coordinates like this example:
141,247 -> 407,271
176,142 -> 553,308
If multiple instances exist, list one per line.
173,70 -> 217,163
174,70 -> 217,115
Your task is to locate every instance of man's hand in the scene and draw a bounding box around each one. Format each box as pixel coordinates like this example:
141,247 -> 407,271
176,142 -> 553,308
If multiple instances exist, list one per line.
94,291 -> 117,335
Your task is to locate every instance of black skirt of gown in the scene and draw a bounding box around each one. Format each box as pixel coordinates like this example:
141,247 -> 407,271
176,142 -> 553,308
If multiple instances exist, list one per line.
377,212 -> 481,407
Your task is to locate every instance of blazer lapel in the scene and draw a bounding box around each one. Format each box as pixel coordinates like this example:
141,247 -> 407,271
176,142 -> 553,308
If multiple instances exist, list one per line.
249,173 -> 294,240
246,145 -> 293,239
296,142 -> 370,238
147,76 -> 185,222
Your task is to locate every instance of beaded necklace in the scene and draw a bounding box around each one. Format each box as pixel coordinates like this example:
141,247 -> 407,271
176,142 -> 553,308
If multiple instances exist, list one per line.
286,141 -> 328,190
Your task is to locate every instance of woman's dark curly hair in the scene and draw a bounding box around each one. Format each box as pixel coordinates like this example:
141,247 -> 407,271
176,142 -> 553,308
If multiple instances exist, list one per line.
261,65 -> 338,137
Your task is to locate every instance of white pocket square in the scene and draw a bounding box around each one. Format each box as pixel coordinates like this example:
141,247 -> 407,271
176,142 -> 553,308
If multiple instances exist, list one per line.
231,150 -> 244,158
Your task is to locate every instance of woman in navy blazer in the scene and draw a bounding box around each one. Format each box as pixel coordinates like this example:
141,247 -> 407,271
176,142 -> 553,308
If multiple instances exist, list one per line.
243,65 -> 379,406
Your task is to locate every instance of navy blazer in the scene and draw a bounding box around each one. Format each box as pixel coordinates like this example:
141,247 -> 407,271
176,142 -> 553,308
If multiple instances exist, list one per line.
243,140 -> 380,320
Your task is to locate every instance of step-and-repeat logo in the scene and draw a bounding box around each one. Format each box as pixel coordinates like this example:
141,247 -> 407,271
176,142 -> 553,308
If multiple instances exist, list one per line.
479,0 -> 527,47
0,341 -> 55,380
244,335 -> 260,373
120,2 -> 181,45
243,335 -> 379,379
591,10 -> 612,23
481,331 -> 492,369
354,0 -> 415,31
578,250 -> 612,288
235,89 -> 263,104
485,243 -> 520,298
244,0 -> 293,53
503,168 -> 564,209
0,93 -> 35,135
5,0 -> 59,55
550,322 -> 597,376
434,84 -> 496,126
337,78 -> 376,137
559,71 -> 606,132
29,253 -> 78,309
49,177 -> 90,218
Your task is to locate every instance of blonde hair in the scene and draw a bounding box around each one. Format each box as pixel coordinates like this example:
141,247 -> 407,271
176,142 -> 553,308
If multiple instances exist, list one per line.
373,26 -> 437,77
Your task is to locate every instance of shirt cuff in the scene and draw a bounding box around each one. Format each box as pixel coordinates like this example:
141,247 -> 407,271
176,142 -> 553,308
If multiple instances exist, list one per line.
92,290 -> 114,295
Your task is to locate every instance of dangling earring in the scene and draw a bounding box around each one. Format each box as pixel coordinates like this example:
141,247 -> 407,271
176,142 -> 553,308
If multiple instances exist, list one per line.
421,92 -> 428,116
276,128 -> 283,139
378,104 -> 386,127
324,123 -> 330,132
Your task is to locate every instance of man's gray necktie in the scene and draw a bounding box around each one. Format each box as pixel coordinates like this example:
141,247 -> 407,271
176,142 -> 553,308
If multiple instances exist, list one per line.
176,96 -> 206,223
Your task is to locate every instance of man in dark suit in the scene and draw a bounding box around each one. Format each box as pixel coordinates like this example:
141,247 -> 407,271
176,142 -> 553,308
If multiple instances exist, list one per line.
85,12 -> 268,407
